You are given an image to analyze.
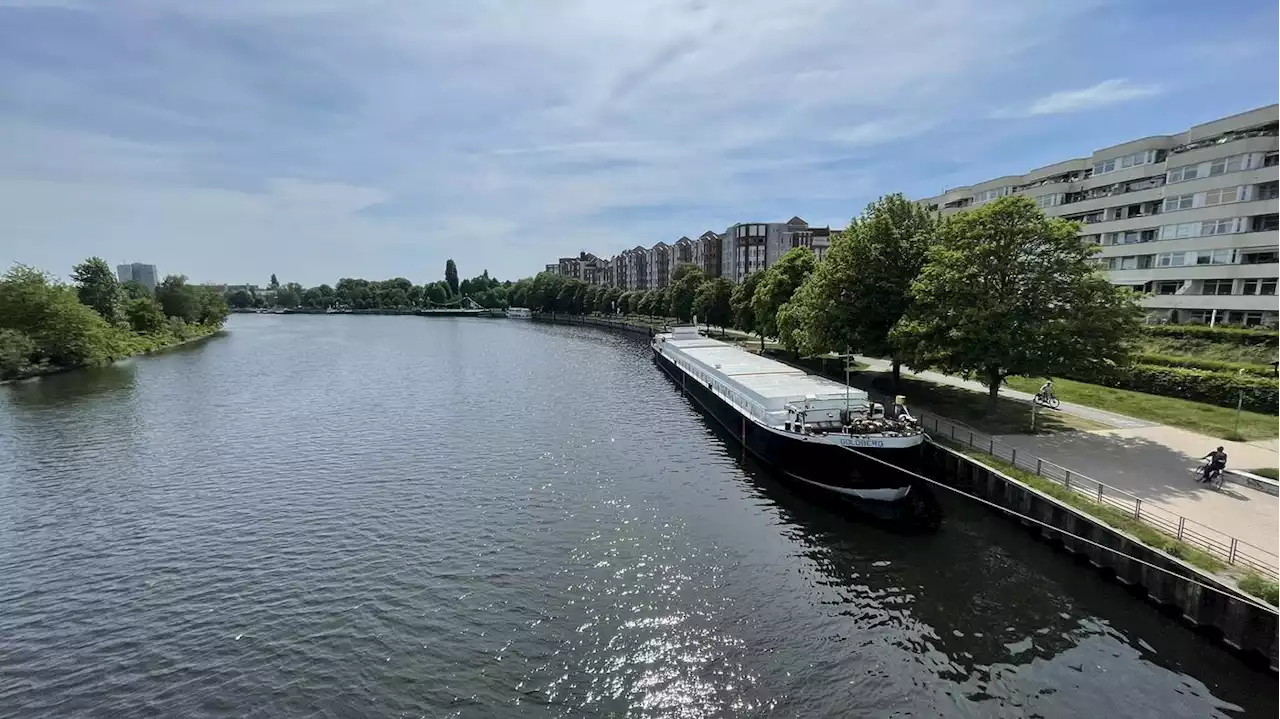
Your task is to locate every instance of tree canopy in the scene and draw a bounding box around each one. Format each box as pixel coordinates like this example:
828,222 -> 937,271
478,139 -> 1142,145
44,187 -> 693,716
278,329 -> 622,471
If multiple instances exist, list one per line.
891,195 -> 1143,402
750,247 -> 815,342
692,277 -> 733,333
666,263 -> 705,322
445,259 -> 460,296
71,257 -> 124,325
789,193 -> 936,380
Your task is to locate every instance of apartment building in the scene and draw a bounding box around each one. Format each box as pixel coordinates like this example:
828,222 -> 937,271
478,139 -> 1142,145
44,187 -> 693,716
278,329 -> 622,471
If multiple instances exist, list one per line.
623,246 -> 648,291
116,262 -> 158,292
720,217 -> 832,282
669,236 -> 694,279
920,105 -> 1279,326
693,231 -> 721,278
648,242 -> 671,290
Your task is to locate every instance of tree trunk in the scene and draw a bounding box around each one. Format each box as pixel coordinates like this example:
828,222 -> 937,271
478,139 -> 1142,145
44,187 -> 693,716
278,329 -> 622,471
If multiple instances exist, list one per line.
759,334 -> 764,351
987,367 -> 1001,406
891,358 -> 901,390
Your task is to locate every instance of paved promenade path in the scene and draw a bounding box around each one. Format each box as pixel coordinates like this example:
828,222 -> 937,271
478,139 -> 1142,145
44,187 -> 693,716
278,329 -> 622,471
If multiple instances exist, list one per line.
851,355 -> 1279,558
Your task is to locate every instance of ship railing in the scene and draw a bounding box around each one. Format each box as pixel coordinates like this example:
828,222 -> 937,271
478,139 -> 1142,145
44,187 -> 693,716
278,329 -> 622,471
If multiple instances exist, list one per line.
920,413 -> 1279,581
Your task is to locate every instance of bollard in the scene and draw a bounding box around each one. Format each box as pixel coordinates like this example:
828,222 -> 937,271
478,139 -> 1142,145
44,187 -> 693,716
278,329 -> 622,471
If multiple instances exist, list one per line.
1097,484 -> 1104,502
1133,498 -> 1141,520
1229,538 -> 1238,565
1011,449 -> 1017,467
1177,516 -> 1185,541
1036,458 -> 1043,475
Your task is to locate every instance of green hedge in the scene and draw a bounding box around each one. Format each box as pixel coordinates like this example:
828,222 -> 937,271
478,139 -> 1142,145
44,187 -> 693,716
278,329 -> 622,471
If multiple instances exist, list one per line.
1079,364 -> 1278,414
1143,324 -> 1279,347
1137,352 -> 1277,377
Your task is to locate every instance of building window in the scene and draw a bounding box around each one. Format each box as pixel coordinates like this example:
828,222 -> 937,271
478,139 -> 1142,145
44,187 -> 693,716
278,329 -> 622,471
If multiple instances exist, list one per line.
1156,252 -> 1186,267
1241,250 -> 1279,264
1159,222 -> 1201,240
1200,218 -> 1243,236
1242,279 -> 1279,295
1209,155 -> 1245,176
1203,186 -> 1245,206
1167,164 -> 1200,183
1252,214 -> 1280,232
1155,281 -> 1182,295
1201,279 -> 1234,295
1162,193 -> 1195,212
1257,182 -> 1280,200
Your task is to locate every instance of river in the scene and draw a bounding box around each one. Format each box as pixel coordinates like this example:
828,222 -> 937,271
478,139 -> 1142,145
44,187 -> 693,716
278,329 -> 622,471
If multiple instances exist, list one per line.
0,314 -> 1272,718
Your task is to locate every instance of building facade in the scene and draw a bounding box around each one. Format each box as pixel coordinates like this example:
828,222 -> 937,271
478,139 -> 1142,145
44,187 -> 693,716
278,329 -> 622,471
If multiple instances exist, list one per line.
919,105 -> 1279,326
116,262 -> 158,292
669,236 -> 694,279
648,242 -> 670,290
720,217 -> 831,283
693,231 -> 721,278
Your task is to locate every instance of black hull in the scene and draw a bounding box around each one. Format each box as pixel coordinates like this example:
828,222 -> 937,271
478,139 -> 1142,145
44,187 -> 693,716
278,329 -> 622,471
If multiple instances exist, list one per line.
653,348 -> 936,520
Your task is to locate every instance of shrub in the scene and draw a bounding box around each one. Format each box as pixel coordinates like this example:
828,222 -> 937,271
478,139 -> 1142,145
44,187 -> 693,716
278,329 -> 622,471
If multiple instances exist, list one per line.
1087,364 -> 1279,414
0,328 -> 36,379
1143,324 -> 1278,347
1239,574 -> 1279,606
1137,352 -> 1276,377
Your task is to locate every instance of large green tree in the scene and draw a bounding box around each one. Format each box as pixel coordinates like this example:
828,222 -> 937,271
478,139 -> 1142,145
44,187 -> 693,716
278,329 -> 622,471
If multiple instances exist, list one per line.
196,287 -> 230,325
666,263 -> 705,322
0,328 -> 35,379
125,297 -> 167,334
71,256 -> 124,325
751,247 -> 816,344
121,280 -> 151,301
226,289 -> 254,308
445,259 -> 460,296
892,195 -> 1143,404
155,275 -> 202,322
793,193 -> 937,383
692,277 -> 733,334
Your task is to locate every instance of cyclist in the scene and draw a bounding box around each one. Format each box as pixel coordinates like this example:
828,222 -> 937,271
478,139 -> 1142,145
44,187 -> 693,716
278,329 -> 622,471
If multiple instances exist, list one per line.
1199,446 -> 1228,484
1037,379 -> 1055,403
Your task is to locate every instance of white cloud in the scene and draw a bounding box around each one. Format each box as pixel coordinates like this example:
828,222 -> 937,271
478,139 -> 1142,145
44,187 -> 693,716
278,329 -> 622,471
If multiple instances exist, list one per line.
992,79 -> 1162,118
0,0 -> 1107,283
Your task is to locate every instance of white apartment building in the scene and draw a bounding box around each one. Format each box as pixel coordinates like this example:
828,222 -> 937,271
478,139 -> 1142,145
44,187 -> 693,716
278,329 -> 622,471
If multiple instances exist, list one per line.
116,262 -> 158,293
920,105 -> 1279,327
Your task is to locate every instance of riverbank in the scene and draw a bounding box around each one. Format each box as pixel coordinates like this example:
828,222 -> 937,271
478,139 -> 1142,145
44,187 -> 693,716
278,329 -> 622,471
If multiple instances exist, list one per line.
1,324 -> 225,385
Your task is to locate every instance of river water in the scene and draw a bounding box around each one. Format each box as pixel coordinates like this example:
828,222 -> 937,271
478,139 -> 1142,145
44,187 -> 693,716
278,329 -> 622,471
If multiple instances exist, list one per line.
0,315 -> 1272,718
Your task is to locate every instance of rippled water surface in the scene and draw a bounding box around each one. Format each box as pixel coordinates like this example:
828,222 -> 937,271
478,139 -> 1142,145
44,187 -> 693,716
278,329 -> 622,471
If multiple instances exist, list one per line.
0,315 -> 1273,718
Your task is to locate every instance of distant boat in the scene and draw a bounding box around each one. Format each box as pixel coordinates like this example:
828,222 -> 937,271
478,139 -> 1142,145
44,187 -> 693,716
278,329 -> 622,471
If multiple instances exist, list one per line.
506,307 -> 532,319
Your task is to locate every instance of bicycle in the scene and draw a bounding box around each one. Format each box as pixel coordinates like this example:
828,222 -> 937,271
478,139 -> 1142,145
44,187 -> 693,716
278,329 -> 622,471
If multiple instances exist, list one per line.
1032,391 -> 1061,409
1194,461 -> 1225,489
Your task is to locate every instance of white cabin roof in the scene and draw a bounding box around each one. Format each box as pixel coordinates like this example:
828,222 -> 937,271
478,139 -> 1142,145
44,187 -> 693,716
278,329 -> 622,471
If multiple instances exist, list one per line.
661,334 -> 869,411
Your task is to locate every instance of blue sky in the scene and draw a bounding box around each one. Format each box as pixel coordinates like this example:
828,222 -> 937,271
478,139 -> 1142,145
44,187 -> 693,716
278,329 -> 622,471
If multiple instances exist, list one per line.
0,0 -> 1276,286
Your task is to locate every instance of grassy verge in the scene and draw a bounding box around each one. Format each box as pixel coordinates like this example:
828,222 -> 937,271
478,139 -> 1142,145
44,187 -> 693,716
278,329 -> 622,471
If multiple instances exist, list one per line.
938,438 -> 1226,573
864,373 -> 1103,435
1239,574 -> 1280,606
1004,375 -> 1278,441
1253,467 -> 1279,480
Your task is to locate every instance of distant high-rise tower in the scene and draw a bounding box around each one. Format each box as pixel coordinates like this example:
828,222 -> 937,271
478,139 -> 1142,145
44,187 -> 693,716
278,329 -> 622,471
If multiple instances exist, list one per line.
116,263 -> 158,293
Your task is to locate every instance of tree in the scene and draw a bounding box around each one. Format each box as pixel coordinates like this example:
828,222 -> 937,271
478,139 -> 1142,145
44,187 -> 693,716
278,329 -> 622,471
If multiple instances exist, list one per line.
692,278 -> 733,334
125,297 -> 167,334
666,263 -> 705,322
892,195 -> 1143,405
730,271 -> 762,338
71,256 -> 124,325
626,291 -> 642,315
637,290 -> 657,317
121,280 -> 151,301
751,247 -> 815,345
227,289 -> 254,308
606,287 -> 624,314
275,283 -> 303,309
269,273 -> 280,290
445,259 -> 459,296
196,287 -> 230,325
154,275 -> 202,323
791,193 -> 937,383
0,265 -> 116,367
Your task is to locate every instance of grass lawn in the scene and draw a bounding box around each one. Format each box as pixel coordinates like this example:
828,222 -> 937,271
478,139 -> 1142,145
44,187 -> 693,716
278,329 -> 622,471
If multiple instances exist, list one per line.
1253,467 -> 1279,480
1004,376 -> 1278,441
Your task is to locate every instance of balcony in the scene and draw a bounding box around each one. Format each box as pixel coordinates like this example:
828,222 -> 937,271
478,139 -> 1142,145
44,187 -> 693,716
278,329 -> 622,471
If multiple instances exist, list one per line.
1095,230 -> 1278,256
1108,261 -> 1279,284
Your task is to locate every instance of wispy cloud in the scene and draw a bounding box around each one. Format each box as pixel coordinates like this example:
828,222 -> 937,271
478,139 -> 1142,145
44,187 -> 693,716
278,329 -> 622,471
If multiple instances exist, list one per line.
992,78 -> 1162,118
0,2 -> 1273,284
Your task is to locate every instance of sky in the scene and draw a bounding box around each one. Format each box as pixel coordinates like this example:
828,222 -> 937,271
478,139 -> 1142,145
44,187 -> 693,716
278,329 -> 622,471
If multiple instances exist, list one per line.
0,0 -> 1276,287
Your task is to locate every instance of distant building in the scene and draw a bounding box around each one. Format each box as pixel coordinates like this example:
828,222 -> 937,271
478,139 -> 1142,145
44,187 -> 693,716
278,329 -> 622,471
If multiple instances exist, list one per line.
720,217 -> 831,283
116,263 -> 158,292
693,231 -> 721,279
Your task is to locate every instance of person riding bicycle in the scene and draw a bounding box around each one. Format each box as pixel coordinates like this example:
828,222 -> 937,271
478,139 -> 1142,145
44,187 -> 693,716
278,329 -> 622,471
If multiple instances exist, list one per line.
1199,446 -> 1228,483
1037,379 -> 1055,402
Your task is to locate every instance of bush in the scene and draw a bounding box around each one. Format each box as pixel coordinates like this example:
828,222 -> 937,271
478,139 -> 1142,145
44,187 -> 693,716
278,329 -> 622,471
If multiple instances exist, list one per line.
1083,363 -> 1279,414
1137,352 -> 1276,377
125,297 -> 167,334
1239,574 -> 1279,606
0,328 -> 36,379
1143,324 -> 1278,347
